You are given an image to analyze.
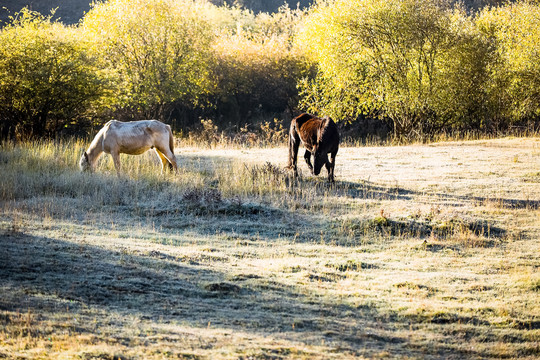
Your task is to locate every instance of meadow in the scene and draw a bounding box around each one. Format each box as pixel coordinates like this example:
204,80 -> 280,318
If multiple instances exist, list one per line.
0,137 -> 539,359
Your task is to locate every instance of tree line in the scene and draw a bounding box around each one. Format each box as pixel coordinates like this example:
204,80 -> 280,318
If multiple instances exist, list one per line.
0,0 -> 539,140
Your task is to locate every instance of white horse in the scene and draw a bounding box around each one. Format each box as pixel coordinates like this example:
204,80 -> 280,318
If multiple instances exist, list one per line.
79,120 -> 178,175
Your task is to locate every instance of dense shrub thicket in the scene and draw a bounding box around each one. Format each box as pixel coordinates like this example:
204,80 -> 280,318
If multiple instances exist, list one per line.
298,0 -> 540,138
82,0 -> 216,122
0,0 -> 539,140
0,1 -> 307,138
0,9 -> 105,138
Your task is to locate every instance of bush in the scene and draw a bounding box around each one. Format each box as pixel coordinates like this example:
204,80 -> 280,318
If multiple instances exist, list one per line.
81,1 -> 310,128
3,0 -> 539,141
0,9 -> 105,139
210,5 -> 311,124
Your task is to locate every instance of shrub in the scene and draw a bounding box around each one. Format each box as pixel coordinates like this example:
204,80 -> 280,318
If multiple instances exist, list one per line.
477,2 -> 540,126
211,5 -> 311,123
0,9 -> 105,139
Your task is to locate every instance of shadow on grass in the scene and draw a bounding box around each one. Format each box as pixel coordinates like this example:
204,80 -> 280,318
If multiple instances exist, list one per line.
326,180 -> 540,209
320,179 -> 416,201
0,230 -> 517,359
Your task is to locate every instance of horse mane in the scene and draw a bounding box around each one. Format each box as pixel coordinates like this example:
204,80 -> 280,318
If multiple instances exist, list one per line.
88,120 -> 114,152
316,116 -> 334,143
294,113 -> 315,125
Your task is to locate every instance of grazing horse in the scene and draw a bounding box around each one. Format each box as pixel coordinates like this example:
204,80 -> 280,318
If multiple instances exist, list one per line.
287,113 -> 340,182
79,120 -> 178,175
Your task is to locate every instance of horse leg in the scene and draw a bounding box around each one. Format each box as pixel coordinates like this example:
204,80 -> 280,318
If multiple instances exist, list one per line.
288,128 -> 300,177
326,150 -> 337,183
304,150 -> 313,174
154,149 -> 169,173
111,151 -> 121,176
155,147 -> 178,174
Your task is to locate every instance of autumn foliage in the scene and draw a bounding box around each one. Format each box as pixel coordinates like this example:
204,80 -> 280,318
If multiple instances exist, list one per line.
0,0 -> 539,140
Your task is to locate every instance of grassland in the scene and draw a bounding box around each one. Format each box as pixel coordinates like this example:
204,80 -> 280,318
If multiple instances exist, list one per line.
0,137 -> 539,359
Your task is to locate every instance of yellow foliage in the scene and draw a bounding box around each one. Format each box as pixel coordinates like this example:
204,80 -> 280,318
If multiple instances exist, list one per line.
477,2 -> 540,119
81,0 -> 216,117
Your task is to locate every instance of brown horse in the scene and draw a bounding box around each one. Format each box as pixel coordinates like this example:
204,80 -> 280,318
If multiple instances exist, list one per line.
287,113 -> 340,182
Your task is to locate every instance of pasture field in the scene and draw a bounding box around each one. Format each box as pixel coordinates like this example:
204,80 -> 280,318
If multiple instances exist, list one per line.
0,137 -> 539,359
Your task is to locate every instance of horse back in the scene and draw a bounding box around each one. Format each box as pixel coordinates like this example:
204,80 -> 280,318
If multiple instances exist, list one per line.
103,120 -> 170,154
291,113 -> 339,152
291,113 -> 319,150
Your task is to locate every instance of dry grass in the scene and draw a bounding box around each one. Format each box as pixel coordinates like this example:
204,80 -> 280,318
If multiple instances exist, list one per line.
0,137 -> 539,359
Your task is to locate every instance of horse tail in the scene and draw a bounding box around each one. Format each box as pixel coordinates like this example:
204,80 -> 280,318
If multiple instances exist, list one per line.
165,125 -> 177,172
167,125 -> 174,154
288,118 -> 300,170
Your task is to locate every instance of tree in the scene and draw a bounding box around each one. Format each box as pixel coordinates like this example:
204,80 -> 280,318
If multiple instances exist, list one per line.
297,0 -> 496,138
82,0 -> 216,121
477,1 -> 540,126
211,4 -> 311,123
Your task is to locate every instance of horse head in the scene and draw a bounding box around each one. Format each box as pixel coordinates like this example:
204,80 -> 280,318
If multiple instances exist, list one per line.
313,144 -> 329,176
312,117 -> 332,175
79,151 -> 92,172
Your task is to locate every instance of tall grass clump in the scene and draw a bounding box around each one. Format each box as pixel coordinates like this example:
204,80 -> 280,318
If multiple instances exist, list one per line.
0,140 -> 285,218
0,140 -> 187,212
181,117 -> 288,148
0,138 -> 347,223
215,161 -> 291,198
0,139 -> 86,200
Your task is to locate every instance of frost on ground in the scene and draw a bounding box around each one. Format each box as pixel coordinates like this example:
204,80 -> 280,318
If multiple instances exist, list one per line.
1,138 -> 539,359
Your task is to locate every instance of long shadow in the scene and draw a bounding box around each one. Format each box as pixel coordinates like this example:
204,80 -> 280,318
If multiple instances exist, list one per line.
0,230 -> 515,358
328,179 -> 540,209
310,179 -> 416,201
